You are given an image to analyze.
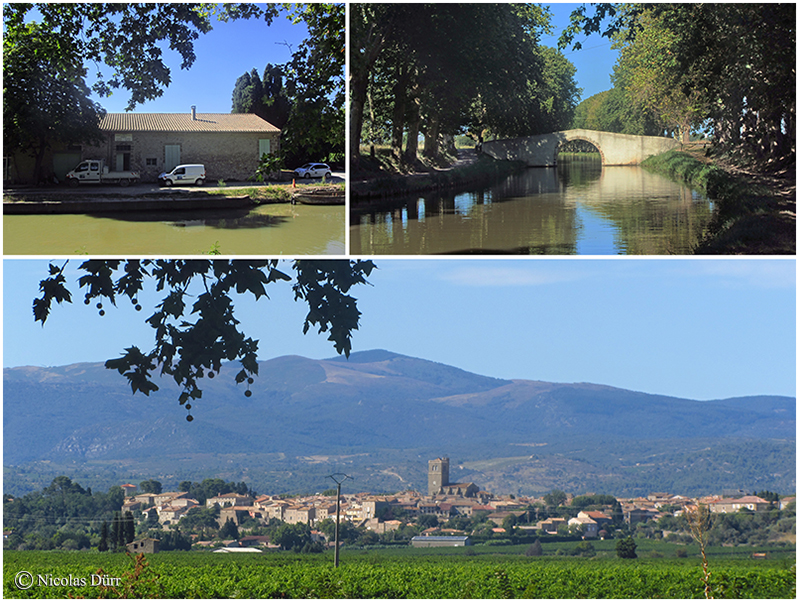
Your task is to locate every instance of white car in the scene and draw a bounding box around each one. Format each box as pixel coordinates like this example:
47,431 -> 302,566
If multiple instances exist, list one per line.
159,164 -> 206,186
293,163 -> 332,179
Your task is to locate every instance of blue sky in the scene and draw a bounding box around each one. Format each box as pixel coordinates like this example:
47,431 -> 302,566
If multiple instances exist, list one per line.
4,259 -> 795,402
544,3 -> 619,101
86,6 -> 309,114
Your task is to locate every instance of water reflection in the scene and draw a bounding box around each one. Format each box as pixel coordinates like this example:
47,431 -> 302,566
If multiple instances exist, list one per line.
350,159 -> 712,255
5,203 -> 345,255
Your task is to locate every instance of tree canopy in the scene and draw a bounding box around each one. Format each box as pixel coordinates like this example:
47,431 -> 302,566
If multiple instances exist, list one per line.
350,4 -> 580,168
34,260 -> 375,420
561,3 -> 795,165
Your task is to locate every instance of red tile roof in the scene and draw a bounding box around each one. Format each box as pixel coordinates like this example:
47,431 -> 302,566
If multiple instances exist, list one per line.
100,113 -> 279,133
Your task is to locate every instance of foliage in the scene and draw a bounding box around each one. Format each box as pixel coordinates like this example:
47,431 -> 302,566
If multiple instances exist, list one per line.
33,260 -> 375,417
560,3 -> 795,166
2,20 -> 106,183
616,536 -> 638,559
350,4 -> 579,168
254,153 -> 283,183
3,477 -> 124,551
3,4 -> 214,111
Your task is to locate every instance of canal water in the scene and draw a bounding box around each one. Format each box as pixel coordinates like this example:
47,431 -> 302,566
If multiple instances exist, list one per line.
350,157 -> 713,255
4,203 -> 345,255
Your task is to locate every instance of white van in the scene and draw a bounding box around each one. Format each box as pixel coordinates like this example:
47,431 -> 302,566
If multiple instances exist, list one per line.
159,164 -> 205,186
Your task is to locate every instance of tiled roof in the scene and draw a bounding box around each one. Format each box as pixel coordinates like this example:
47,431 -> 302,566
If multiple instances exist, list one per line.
100,113 -> 280,133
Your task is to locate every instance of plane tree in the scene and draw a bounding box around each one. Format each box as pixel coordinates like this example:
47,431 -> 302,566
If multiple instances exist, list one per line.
560,3 -> 795,165
33,260 -> 376,421
351,4 -> 578,167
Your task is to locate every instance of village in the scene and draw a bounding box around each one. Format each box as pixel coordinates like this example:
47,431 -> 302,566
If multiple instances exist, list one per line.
118,458 -> 792,554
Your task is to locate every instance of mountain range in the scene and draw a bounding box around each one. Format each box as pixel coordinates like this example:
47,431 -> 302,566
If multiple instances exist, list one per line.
4,350 -> 795,497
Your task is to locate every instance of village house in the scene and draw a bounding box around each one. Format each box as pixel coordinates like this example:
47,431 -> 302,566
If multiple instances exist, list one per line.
707,495 -> 771,514
568,515 -> 599,538
206,492 -> 254,509
127,537 -> 160,555
78,109 -> 281,182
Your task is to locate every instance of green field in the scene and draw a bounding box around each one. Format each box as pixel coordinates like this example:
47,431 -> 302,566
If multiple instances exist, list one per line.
4,545 -> 795,598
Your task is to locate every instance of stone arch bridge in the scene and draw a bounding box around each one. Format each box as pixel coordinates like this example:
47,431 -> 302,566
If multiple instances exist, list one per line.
481,128 -> 679,166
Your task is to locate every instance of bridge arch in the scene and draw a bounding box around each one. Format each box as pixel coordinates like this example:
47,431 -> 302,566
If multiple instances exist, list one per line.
554,135 -> 605,165
481,129 -> 679,166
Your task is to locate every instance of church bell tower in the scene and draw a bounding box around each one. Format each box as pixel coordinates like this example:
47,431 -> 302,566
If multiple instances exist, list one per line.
428,457 -> 450,496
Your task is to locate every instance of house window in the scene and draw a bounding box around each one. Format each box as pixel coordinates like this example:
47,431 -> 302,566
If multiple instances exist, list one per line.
146,158 -> 158,166
258,138 -> 271,158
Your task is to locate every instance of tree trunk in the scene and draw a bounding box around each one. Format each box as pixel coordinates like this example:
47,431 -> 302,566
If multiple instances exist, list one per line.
391,64 -> 408,161
423,114 -> 440,160
404,88 -> 421,163
349,70 -> 368,172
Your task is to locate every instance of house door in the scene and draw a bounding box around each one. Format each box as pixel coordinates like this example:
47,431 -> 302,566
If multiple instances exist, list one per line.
165,145 -> 181,171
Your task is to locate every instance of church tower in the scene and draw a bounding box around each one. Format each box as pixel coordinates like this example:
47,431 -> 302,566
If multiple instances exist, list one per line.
428,457 -> 450,496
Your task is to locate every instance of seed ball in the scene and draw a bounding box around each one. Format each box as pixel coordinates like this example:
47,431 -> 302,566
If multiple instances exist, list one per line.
208,372 -> 215,378
131,298 -> 138,305
185,404 -> 192,410
186,414 -> 194,422
99,310 -> 105,316
244,390 -> 252,398
247,378 -> 254,384
84,298 -> 90,305
96,302 -> 103,309
135,305 -> 142,312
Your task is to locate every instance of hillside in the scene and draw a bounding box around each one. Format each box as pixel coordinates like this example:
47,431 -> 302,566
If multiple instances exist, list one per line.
3,350 -> 795,497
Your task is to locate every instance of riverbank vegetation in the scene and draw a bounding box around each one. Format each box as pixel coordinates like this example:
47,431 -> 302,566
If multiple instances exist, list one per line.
641,150 -> 795,254
351,149 -> 524,201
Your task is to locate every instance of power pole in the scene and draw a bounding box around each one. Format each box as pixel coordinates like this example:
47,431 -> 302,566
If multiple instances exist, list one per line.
327,473 -> 351,568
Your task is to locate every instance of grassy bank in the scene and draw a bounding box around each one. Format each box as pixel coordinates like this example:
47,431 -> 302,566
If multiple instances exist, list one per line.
351,153 -> 525,202
640,150 -> 795,254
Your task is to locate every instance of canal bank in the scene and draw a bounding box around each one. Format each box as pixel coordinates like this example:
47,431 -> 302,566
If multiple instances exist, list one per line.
350,149 -> 526,203
640,150 -> 795,254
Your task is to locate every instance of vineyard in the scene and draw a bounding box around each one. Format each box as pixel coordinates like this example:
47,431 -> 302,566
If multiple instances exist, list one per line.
4,551 -> 795,598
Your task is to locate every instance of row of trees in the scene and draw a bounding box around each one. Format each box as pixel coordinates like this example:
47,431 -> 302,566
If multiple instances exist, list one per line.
350,4 -> 581,169
566,4 -> 795,165
3,3 -> 345,183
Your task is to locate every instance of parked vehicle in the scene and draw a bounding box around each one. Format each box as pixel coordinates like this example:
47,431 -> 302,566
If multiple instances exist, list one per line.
293,163 -> 332,179
159,164 -> 206,186
65,160 -> 140,187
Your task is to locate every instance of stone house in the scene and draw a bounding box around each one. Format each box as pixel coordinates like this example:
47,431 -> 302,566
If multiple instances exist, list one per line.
206,492 -> 254,509
708,496 -> 771,514
79,108 -> 280,182
568,516 -> 599,538
127,537 -> 160,555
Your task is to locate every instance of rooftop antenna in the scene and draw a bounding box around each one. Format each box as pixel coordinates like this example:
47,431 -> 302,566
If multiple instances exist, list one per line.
327,472 -> 351,567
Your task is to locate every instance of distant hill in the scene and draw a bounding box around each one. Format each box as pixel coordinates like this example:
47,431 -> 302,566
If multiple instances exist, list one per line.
3,350 -> 795,497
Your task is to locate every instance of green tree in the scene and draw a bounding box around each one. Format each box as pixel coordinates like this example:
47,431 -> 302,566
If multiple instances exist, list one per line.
273,522 -> 312,551
139,480 -> 162,495
3,21 -> 106,183
560,3 -> 795,165
3,4 -> 214,110
218,518 -> 239,540
544,489 -> 568,508
98,521 -> 109,552
615,536 -> 637,559
33,260 -> 375,417
525,539 -> 543,557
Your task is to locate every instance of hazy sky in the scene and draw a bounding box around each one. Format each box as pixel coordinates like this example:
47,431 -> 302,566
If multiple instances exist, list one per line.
86,3 -> 616,115
3,259 -> 795,402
